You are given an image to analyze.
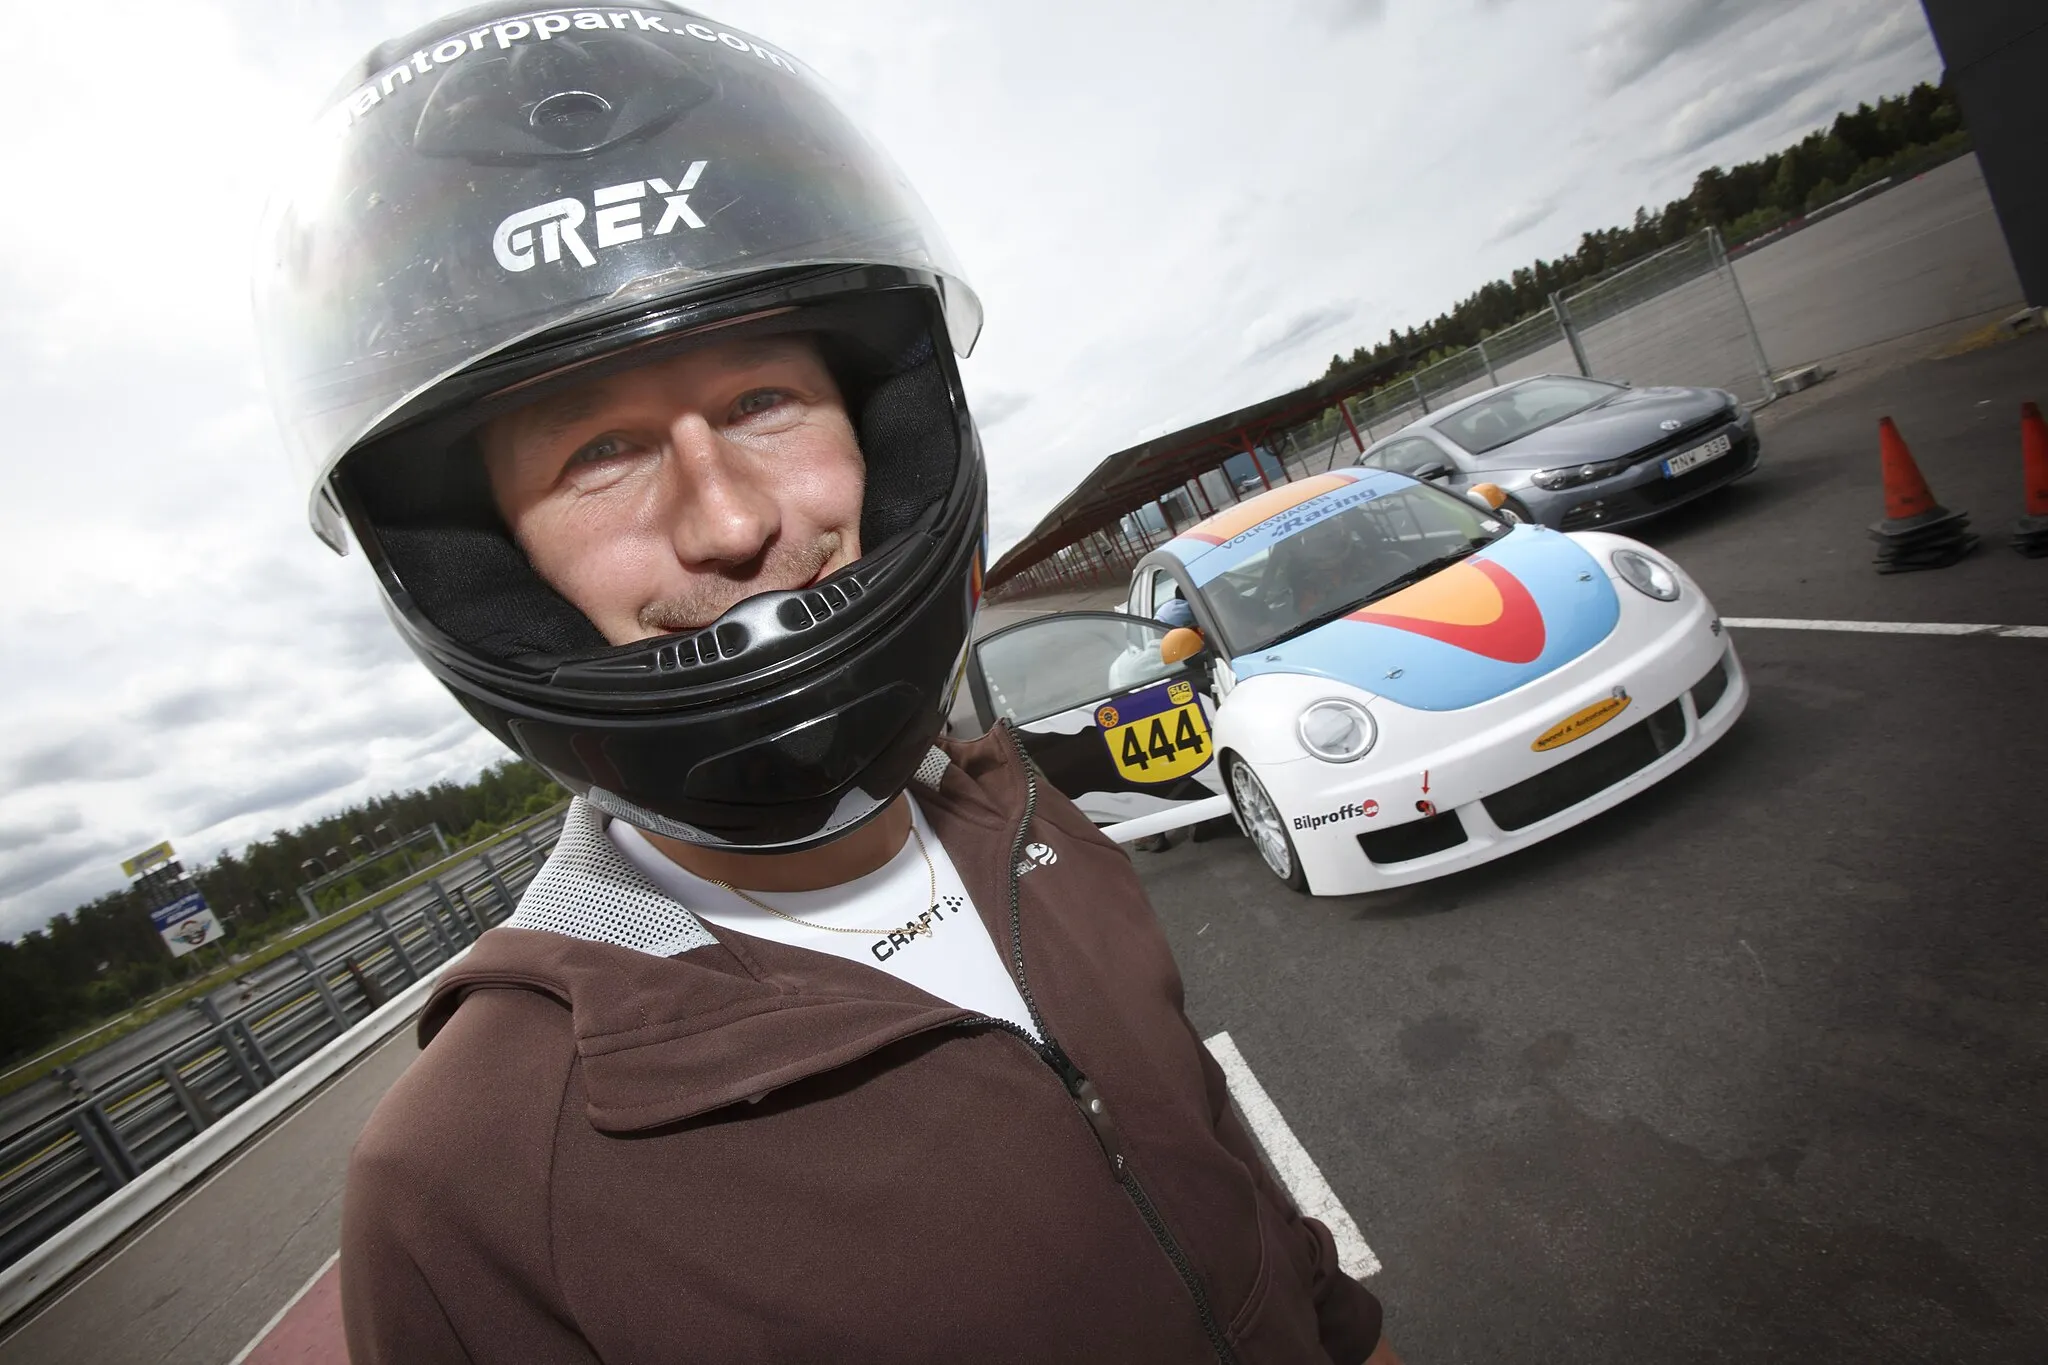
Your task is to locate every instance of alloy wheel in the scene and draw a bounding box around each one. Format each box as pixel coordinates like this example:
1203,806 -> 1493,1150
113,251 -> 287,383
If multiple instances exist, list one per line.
1229,759 -> 1293,881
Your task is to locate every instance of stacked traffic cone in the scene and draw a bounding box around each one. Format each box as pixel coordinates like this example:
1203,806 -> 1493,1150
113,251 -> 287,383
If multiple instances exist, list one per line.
2013,402 -> 2048,557
1869,417 -> 1976,573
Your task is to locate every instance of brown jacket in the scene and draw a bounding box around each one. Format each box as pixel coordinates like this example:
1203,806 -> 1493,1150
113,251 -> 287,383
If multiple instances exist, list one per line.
341,726 -> 1382,1363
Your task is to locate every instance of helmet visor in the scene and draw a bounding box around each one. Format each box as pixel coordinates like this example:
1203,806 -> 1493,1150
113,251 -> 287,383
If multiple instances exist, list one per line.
253,4 -> 980,543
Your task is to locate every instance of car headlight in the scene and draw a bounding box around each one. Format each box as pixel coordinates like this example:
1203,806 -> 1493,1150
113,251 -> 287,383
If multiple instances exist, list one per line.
1297,699 -> 1377,763
1612,548 -> 1680,601
1532,456 -> 1633,490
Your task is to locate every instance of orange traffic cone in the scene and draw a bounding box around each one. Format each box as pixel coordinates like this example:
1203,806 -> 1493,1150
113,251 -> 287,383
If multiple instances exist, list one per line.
1869,416 -> 1975,573
2012,402 -> 2048,557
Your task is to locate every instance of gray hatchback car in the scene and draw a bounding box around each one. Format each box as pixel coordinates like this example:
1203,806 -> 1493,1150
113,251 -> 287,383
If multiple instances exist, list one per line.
1354,375 -> 1760,531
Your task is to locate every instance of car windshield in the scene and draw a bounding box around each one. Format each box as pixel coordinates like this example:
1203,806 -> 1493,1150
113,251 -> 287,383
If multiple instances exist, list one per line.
1433,377 -> 1622,454
1197,482 -> 1509,656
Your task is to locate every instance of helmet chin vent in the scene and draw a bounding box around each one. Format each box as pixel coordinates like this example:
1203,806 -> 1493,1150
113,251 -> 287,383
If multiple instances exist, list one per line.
551,548 -> 911,694
657,622 -> 750,673
776,578 -> 863,632
649,570 -> 871,678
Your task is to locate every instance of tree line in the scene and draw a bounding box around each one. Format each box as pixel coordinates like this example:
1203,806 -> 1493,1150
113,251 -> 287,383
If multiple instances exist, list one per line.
1323,79 -> 1968,385
1,758 -> 565,1068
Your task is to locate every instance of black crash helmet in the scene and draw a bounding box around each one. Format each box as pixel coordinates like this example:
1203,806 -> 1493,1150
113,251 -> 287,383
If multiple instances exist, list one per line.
254,1 -> 989,852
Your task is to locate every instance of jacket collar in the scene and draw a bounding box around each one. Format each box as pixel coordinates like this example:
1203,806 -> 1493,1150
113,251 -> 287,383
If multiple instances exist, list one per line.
421,727 -> 1036,1133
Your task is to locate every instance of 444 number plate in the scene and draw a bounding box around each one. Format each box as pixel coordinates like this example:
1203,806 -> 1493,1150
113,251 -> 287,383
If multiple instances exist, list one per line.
1097,679 -> 1213,784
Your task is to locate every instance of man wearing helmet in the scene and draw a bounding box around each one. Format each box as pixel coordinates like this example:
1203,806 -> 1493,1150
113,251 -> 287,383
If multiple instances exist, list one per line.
258,5 -> 1395,1362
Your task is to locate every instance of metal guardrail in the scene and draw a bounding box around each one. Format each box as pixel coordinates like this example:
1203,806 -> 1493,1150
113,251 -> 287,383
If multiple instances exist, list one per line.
0,819 -> 562,1273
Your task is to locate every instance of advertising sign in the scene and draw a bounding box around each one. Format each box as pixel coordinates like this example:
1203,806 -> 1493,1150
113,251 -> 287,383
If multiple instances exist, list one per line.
150,891 -> 225,957
121,841 -> 177,879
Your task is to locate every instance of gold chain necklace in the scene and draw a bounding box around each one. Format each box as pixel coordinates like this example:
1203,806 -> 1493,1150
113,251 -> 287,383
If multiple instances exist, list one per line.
702,826 -> 940,939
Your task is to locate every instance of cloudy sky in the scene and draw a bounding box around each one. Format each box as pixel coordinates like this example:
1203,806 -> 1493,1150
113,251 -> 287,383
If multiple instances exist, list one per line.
0,0 -> 1940,939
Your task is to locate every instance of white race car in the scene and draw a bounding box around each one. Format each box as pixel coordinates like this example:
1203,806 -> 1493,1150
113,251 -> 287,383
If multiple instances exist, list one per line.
964,468 -> 1746,895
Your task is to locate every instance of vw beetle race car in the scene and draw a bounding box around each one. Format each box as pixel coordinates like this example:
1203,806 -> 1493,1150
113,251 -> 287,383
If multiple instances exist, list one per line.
963,468 -> 1747,895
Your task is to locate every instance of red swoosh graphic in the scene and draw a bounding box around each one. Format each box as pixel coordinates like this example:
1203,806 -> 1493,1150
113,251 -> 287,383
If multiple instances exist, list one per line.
1348,558 -> 1547,663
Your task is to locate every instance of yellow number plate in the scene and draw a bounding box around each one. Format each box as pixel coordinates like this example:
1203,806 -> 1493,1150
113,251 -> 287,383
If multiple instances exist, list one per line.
1099,681 -> 1213,784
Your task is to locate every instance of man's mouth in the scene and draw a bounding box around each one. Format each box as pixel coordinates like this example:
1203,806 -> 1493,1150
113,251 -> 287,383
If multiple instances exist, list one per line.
638,531 -> 848,635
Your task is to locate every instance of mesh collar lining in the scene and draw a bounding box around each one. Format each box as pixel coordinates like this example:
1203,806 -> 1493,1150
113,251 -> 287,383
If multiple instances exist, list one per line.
507,746 -> 952,957
506,797 -> 718,957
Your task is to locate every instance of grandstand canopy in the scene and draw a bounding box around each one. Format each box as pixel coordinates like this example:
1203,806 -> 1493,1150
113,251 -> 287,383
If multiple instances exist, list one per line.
986,352 -> 1410,588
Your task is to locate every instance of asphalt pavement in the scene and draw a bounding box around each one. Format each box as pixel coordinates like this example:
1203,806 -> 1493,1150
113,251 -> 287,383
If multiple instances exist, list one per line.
1637,329 -> 2047,625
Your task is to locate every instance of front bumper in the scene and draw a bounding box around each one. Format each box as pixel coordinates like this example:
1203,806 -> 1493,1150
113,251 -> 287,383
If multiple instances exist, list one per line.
1526,422 -> 1761,532
1266,575 -> 1747,896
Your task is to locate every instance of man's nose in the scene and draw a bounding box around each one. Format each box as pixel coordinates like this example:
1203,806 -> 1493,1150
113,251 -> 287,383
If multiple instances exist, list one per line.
662,415 -> 778,567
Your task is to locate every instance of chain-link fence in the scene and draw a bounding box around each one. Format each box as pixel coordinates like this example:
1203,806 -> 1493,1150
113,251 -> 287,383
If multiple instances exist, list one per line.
1271,227 -> 1774,482
1559,229 -> 1774,405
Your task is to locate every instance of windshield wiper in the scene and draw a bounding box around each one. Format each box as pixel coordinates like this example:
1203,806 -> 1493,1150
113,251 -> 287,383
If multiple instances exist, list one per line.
1265,599 -> 1379,647
1358,544 -> 1485,605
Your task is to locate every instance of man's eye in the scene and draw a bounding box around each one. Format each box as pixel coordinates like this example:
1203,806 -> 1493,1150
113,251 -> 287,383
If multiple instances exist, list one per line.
567,435 -> 633,468
732,389 -> 789,419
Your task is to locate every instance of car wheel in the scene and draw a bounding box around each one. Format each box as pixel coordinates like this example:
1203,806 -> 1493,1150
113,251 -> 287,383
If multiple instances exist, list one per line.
1499,495 -> 1534,525
1227,757 -> 1309,893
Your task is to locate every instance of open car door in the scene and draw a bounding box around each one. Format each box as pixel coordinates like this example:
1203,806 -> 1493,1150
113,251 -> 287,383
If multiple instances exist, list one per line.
964,612 -> 1233,842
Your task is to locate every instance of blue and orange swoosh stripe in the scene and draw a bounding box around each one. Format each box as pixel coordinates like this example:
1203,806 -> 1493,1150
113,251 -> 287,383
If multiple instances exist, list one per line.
1348,559 -> 1546,664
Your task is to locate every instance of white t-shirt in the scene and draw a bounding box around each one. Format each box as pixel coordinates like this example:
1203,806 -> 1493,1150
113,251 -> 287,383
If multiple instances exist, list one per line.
607,798 -> 1041,1041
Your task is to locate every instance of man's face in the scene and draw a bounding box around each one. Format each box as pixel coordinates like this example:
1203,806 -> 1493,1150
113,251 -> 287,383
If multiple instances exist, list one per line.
481,335 -> 864,645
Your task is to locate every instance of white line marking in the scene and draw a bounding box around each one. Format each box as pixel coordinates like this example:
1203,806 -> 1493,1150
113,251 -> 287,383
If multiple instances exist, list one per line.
225,1249 -> 339,1365
1203,1031 -> 1380,1278
1724,617 -> 2048,639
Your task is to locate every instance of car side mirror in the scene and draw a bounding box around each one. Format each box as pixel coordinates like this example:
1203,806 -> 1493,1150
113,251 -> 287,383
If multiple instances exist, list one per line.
1160,627 -> 1205,666
1465,482 -> 1508,512
1413,463 -> 1452,481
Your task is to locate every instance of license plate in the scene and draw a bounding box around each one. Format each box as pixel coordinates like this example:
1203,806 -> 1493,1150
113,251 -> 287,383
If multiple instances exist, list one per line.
1098,679 -> 1213,785
1662,432 -> 1732,478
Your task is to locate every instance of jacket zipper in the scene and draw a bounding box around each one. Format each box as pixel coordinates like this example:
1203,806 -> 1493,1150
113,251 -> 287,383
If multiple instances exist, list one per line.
979,722 -> 1242,1365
